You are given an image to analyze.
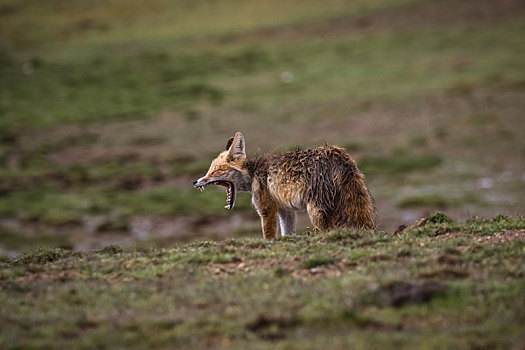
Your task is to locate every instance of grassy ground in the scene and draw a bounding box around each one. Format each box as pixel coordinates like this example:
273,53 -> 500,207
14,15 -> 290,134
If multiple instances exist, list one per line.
0,214 -> 524,349
1,0 -> 525,253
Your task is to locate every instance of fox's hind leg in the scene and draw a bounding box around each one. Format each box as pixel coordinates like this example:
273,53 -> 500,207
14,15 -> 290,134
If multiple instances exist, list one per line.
306,203 -> 334,232
278,209 -> 295,236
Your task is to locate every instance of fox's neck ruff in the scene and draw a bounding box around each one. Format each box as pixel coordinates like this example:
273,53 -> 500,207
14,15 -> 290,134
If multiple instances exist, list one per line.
243,156 -> 270,192
244,156 -> 268,177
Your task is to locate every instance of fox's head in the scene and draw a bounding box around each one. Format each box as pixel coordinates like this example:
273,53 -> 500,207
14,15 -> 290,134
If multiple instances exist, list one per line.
193,132 -> 250,210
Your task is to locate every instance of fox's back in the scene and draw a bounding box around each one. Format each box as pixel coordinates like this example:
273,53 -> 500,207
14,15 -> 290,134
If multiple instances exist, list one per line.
247,146 -> 366,211
267,146 -> 357,181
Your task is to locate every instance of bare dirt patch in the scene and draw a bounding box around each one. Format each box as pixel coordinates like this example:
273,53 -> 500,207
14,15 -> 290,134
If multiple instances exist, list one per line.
16,270 -> 79,284
245,314 -> 299,341
30,111 -> 191,166
209,257 -> 351,280
209,257 -> 300,278
291,260 -> 349,280
474,229 -> 525,244
437,229 -> 525,244
377,281 -> 448,307
418,266 -> 470,279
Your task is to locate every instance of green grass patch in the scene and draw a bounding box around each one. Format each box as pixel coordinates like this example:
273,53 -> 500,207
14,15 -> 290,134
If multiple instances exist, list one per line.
426,211 -> 454,224
0,227 -> 72,251
359,154 -> 442,176
96,245 -> 123,255
398,194 -> 449,209
14,247 -> 76,265
302,255 -> 335,269
0,51 -> 229,129
406,214 -> 525,237
397,193 -> 486,209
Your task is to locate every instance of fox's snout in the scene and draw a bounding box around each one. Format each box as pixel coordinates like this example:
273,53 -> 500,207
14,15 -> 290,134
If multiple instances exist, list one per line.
193,179 -> 205,188
193,178 -> 207,192
193,177 -> 210,189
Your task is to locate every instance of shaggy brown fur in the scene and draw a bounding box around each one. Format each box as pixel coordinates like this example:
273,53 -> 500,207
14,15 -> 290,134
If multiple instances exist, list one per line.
246,146 -> 376,233
194,132 -> 376,239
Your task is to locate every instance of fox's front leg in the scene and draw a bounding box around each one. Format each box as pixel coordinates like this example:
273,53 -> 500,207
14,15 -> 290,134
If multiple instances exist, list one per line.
259,205 -> 278,239
278,209 -> 295,236
252,182 -> 278,239
253,199 -> 278,239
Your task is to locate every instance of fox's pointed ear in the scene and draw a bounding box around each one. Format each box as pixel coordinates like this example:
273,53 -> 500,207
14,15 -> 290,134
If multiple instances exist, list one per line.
225,137 -> 234,151
228,132 -> 246,159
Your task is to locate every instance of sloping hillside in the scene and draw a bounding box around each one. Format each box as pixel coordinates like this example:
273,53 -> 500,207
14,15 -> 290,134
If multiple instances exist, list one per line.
1,214 -> 523,349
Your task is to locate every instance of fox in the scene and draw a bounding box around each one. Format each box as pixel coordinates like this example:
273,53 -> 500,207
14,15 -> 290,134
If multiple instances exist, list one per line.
193,132 -> 376,239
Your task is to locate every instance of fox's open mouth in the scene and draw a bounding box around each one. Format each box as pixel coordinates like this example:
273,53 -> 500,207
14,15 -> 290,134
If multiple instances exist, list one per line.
195,180 -> 236,210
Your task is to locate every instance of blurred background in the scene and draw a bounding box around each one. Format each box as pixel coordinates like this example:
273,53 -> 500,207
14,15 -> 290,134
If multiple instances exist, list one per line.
0,0 -> 524,255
